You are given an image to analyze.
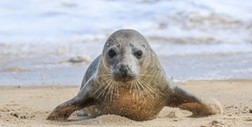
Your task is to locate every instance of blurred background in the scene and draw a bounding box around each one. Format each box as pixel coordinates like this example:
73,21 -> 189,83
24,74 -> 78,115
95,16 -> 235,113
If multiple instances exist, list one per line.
0,0 -> 252,86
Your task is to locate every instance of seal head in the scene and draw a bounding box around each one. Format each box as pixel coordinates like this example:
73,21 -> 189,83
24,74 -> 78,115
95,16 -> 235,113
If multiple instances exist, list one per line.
102,29 -> 151,82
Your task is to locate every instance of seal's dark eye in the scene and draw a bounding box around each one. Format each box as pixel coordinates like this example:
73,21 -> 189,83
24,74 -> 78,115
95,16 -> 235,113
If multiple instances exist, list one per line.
134,50 -> 143,59
108,49 -> 116,58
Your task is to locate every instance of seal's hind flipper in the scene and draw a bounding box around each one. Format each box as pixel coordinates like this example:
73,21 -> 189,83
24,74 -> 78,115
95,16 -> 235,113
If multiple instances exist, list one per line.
168,86 -> 201,107
167,86 -> 222,117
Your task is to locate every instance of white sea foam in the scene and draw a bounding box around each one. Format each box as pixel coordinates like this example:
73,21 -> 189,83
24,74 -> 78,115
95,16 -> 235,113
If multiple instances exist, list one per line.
0,0 -> 252,44
0,0 -> 252,85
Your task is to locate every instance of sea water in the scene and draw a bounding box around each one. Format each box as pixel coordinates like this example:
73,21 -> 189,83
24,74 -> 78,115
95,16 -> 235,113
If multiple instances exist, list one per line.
0,0 -> 252,86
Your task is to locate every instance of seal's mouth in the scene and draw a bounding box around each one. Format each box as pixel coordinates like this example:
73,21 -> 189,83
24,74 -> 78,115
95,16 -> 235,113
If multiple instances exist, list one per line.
113,74 -> 136,82
112,64 -> 136,82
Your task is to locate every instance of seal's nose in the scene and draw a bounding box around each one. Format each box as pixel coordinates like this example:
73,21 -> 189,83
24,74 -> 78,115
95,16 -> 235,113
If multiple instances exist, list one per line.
119,65 -> 129,77
113,64 -> 135,82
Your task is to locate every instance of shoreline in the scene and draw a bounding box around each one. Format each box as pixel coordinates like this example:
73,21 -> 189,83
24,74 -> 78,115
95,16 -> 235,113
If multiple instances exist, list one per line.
0,79 -> 251,87
0,80 -> 252,127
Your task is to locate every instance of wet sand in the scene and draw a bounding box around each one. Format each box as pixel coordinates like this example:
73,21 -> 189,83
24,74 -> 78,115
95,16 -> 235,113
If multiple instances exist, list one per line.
0,80 -> 251,127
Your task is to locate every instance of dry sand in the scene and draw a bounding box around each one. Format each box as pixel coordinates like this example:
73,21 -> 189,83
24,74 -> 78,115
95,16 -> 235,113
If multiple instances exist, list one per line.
0,80 -> 251,127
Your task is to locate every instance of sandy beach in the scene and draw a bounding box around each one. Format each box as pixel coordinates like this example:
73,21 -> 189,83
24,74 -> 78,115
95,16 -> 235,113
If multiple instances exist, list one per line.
0,80 -> 251,127
1,0 -> 252,127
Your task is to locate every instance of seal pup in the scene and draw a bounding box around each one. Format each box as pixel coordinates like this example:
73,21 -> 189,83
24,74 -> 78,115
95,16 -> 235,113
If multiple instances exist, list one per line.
47,29 -> 222,121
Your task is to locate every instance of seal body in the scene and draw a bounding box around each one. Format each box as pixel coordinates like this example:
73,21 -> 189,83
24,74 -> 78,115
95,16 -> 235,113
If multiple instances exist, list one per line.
47,29 -> 222,121
95,86 -> 166,120
79,29 -> 171,120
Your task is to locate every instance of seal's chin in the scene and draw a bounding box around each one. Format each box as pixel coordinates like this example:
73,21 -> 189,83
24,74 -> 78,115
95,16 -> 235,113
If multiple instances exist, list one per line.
113,75 -> 136,82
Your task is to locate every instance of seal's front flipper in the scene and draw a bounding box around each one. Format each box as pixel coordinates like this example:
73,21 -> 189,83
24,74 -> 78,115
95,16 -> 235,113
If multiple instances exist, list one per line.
47,79 -> 95,121
167,86 -> 222,117
47,96 -> 95,120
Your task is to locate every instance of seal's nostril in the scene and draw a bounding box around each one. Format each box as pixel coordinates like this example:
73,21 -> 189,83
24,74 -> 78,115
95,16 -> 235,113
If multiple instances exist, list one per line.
119,65 -> 128,77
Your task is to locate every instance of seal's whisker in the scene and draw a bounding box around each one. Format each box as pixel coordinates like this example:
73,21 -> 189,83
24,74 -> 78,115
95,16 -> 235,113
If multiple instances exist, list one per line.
135,80 -> 142,101
95,82 -> 106,98
139,71 -> 154,82
92,79 -> 108,96
129,80 -> 134,93
131,81 -> 136,98
105,79 -> 113,101
96,80 -> 112,99
113,80 -> 119,95
105,80 -> 114,101
96,74 -> 112,78
139,74 -> 155,77
136,80 -> 145,91
104,66 -> 111,71
136,79 -> 149,97
136,79 -> 153,98
108,80 -> 115,101
100,77 -> 113,83
103,66 -> 113,75
145,69 -> 158,84
109,82 -> 114,101
138,72 -> 159,98
132,80 -> 139,101
93,81 -> 109,96
139,77 -> 156,94
112,81 -> 118,100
